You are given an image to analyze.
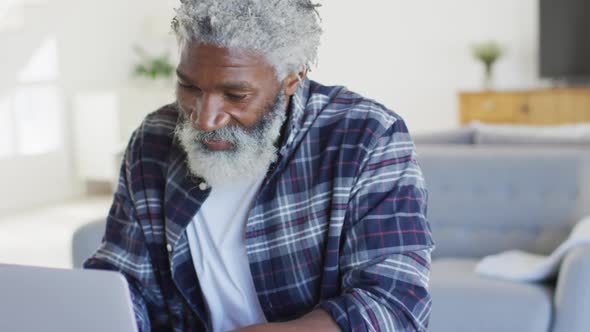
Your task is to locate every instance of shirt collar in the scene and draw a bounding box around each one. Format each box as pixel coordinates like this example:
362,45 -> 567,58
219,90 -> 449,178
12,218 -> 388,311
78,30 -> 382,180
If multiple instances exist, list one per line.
278,78 -> 311,156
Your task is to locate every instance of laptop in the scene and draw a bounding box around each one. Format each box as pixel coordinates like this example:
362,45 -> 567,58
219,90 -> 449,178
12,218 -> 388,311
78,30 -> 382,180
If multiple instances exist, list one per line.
0,264 -> 138,332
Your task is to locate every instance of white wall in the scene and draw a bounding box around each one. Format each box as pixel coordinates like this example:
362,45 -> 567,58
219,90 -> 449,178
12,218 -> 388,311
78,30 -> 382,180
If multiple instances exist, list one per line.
0,0 -> 178,214
1,0 -> 544,212
312,0 -> 546,134
53,0 -> 545,137
0,2 -> 74,214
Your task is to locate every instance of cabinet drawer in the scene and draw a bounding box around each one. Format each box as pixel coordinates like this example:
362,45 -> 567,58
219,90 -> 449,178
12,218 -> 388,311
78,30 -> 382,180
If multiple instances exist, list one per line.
461,94 -> 516,124
459,89 -> 590,126
525,92 -> 590,124
525,93 -> 560,125
573,94 -> 590,122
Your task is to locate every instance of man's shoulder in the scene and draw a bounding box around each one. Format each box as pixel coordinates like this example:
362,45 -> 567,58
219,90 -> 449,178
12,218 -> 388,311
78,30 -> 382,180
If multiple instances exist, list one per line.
308,80 -> 409,142
140,102 -> 180,138
125,102 -> 180,163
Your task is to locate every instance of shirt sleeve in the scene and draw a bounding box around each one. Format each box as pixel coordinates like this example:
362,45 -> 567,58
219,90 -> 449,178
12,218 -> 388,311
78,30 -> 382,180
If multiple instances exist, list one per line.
317,118 -> 436,332
83,131 -> 156,332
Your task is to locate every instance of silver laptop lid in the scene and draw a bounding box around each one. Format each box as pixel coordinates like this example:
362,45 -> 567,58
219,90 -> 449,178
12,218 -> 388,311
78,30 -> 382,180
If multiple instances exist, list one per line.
0,264 -> 138,332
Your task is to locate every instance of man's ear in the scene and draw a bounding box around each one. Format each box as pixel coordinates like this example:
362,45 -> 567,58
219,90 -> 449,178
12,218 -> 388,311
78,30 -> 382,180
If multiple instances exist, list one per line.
283,69 -> 308,97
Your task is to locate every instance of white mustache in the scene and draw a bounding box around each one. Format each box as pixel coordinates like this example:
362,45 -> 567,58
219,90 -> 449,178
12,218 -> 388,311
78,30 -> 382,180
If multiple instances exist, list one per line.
173,92 -> 287,185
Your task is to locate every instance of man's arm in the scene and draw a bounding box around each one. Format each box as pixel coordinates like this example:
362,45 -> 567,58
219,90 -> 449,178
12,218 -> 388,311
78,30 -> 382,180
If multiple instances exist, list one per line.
239,118 -> 434,332
83,188 -> 153,331
85,254 -> 152,332
310,118 -> 435,332
233,309 -> 340,332
83,130 -> 160,332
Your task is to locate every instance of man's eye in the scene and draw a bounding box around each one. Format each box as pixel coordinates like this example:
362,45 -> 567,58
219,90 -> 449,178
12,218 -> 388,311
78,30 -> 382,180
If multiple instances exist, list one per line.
177,81 -> 196,89
225,93 -> 247,101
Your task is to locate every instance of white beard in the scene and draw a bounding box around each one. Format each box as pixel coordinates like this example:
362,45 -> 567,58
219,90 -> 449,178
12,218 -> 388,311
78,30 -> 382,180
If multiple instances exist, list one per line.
174,93 -> 287,186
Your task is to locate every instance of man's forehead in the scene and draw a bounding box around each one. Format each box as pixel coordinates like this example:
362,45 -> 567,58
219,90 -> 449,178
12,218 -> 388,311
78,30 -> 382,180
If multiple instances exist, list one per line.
176,68 -> 257,91
177,42 -> 278,88
179,42 -> 271,69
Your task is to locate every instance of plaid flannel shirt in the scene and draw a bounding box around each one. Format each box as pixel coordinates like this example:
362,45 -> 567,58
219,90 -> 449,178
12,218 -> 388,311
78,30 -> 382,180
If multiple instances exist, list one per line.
84,78 -> 435,332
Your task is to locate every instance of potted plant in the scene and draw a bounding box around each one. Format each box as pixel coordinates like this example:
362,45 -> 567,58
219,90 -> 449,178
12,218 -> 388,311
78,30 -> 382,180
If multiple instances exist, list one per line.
131,45 -> 175,88
471,41 -> 504,90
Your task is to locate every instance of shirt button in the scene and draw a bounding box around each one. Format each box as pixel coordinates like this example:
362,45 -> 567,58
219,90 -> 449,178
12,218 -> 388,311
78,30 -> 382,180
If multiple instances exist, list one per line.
199,182 -> 208,191
166,244 -> 172,252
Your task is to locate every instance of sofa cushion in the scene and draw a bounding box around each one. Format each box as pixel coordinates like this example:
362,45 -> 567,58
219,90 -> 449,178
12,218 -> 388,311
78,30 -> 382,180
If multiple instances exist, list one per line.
429,258 -> 553,332
412,126 -> 475,145
472,121 -> 590,146
417,145 -> 590,259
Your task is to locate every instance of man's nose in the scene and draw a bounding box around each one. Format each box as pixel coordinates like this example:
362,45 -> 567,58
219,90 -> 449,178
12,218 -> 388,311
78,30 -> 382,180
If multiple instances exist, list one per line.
191,95 -> 231,132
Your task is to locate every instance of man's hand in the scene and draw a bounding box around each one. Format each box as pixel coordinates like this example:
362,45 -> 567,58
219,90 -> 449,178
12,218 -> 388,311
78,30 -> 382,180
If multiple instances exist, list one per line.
232,309 -> 340,332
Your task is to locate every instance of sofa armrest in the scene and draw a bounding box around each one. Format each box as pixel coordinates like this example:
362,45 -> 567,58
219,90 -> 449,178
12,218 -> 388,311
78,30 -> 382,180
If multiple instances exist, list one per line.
71,220 -> 107,268
552,244 -> 590,332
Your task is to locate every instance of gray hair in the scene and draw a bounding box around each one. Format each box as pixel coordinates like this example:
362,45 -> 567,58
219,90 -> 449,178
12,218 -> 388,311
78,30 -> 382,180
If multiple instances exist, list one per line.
171,0 -> 322,80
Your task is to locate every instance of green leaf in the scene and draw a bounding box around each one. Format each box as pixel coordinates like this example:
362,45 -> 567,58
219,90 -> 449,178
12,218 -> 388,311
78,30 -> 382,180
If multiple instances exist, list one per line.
131,48 -> 174,80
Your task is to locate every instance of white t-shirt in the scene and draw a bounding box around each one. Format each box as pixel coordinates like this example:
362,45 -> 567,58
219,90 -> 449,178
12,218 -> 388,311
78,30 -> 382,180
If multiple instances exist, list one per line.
186,174 -> 268,332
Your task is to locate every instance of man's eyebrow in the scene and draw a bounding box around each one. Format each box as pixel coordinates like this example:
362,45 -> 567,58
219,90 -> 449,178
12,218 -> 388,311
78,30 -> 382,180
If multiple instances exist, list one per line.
176,69 -> 255,91
217,81 -> 256,91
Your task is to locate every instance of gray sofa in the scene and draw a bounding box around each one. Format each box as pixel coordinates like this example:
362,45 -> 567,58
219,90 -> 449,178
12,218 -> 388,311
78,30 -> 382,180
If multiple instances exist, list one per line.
420,144 -> 590,332
414,124 -> 590,331
73,128 -> 590,331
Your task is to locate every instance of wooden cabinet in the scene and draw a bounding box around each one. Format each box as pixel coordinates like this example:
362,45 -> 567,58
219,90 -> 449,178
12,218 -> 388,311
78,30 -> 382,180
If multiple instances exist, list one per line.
459,88 -> 590,126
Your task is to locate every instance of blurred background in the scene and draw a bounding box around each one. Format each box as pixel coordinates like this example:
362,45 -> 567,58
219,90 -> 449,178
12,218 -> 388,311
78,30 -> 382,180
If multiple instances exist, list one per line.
0,0 -> 588,267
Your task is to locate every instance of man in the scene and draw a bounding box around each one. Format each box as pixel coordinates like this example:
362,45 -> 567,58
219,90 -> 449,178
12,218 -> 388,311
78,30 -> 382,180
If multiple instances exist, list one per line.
84,1 -> 435,331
